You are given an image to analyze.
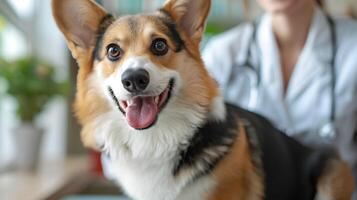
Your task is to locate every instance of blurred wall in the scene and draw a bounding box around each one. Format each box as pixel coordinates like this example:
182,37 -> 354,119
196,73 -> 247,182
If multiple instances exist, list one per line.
0,0 -> 69,169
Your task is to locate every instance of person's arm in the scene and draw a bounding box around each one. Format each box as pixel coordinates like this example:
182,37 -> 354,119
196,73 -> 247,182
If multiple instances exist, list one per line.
202,24 -> 252,89
202,39 -> 230,89
202,25 -> 255,108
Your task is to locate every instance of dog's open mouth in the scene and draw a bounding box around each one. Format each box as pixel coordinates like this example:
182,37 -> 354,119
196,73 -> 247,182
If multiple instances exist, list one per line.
109,79 -> 174,130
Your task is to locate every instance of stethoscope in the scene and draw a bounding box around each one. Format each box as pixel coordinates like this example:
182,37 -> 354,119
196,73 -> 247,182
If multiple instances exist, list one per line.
240,13 -> 337,141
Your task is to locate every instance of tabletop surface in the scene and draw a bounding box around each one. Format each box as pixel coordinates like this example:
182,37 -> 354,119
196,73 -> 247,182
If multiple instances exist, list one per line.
0,156 -> 91,200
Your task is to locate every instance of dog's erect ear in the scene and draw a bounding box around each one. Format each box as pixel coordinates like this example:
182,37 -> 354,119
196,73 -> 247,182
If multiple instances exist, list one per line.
52,0 -> 109,59
162,0 -> 211,44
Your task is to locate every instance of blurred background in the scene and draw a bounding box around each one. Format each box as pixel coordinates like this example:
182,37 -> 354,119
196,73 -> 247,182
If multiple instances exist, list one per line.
0,0 -> 356,200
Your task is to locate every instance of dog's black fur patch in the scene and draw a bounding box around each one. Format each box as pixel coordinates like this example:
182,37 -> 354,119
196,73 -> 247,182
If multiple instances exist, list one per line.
158,9 -> 185,52
173,104 -> 239,179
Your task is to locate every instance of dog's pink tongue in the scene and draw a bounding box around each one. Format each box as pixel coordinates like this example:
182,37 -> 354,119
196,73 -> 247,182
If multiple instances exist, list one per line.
126,96 -> 158,129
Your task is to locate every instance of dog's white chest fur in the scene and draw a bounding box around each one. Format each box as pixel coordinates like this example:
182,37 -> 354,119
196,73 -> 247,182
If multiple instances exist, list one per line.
106,156 -> 215,200
97,96 -> 226,200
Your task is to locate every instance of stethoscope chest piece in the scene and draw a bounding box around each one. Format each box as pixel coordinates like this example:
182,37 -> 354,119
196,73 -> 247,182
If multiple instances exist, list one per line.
319,122 -> 336,141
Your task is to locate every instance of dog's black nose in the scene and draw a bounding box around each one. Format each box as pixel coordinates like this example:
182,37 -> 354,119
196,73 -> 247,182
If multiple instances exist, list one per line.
121,69 -> 150,93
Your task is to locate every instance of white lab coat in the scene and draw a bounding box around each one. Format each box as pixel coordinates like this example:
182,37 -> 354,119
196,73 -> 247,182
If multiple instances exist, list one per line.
203,7 -> 357,173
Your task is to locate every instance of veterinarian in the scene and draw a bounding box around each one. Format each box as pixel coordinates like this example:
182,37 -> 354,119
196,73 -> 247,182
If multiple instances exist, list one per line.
203,0 -> 357,197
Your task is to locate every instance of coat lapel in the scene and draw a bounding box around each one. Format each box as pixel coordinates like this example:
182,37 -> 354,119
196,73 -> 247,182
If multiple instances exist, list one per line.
286,8 -> 333,102
257,14 -> 284,102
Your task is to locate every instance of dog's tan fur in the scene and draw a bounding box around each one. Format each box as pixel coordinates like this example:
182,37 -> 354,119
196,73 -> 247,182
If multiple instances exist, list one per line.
316,159 -> 355,200
52,0 -> 218,150
52,0 -> 110,149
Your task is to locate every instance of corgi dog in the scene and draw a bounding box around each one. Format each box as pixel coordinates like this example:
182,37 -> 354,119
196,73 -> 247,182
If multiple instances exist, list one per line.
52,0 -> 355,199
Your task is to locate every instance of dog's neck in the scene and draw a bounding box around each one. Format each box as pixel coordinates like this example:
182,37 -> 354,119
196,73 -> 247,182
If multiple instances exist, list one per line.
173,100 -> 237,181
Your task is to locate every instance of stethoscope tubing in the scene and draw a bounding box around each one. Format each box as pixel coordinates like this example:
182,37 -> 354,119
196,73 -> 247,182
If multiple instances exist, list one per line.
326,15 -> 337,122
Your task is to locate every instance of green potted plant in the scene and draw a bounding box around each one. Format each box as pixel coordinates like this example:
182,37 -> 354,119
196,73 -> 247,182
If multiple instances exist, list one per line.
0,57 -> 68,170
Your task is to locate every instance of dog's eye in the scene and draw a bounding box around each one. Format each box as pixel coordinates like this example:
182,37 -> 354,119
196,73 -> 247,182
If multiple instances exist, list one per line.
107,44 -> 122,61
151,38 -> 168,56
